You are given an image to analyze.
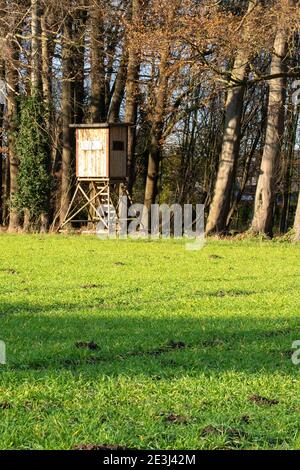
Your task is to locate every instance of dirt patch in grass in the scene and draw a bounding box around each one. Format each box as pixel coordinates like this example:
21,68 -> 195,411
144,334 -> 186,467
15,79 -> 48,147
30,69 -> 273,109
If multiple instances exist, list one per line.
75,341 -> 100,351
20,339 -> 189,370
151,375 -> 162,381
167,340 -> 186,350
80,284 -> 102,289
74,444 -> 129,451
241,415 -> 251,424
201,339 -> 225,348
24,339 -> 188,370
249,395 -> 279,406
0,402 -> 12,410
226,428 -> 246,439
208,255 -> 223,260
280,350 -> 294,358
0,268 -> 18,275
200,425 -> 220,436
214,291 -> 226,297
229,290 -> 255,297
209,290 -> 255,298
163,413 -> 188,424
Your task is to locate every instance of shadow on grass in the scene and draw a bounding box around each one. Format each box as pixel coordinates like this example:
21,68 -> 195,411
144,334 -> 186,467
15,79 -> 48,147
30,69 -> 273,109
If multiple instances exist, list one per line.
1,299 -> 299,376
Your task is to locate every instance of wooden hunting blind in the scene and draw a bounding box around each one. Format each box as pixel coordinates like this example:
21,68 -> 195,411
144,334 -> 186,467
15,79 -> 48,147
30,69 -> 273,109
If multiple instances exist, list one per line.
74,123 -> 128,180
59,122 -> 132,233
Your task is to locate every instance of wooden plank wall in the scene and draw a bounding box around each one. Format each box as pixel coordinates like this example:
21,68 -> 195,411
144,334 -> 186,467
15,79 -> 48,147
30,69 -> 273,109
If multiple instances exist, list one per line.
76,128 -> 109,178
110,126 -> 127,178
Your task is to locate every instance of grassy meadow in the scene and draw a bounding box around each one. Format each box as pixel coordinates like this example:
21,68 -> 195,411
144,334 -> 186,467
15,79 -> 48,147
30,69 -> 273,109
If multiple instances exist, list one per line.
0,234 -> 300,449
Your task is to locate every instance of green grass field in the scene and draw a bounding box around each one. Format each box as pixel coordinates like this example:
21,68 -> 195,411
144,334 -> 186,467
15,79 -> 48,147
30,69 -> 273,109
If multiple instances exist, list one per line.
1,234 -> 300,450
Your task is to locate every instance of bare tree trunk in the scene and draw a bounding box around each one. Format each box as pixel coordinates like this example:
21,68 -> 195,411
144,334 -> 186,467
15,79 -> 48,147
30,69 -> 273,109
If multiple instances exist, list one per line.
72,2 -> 87,125
125,0 -> 141,195
31,0 -> 51,232
31,0 -> 41,94
3,136 -> 10,226
90,1 -> 106,123
23,209 -> 31,233
73,46 -> 85,125
280,107 -> 298,233
0,59 -> 4,225
0,108 -> 3,227
104,28 -> 119,117
40,212 -> 48,233
294,185 -> 300,241
6,36 -> 20,232
251,30 -> 287,237
205,63 -> 248,234
206,0 -> 257,235
107,49 -> 128,123
143,47 -> 169,215
59,16 -> 73,226
177,103 -> 198,205
41,11 -> 52,113
226,129 -> 261,229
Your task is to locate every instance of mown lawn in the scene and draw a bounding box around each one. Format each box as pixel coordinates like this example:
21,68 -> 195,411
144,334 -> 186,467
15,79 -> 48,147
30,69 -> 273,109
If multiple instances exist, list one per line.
0,234 -> 300,450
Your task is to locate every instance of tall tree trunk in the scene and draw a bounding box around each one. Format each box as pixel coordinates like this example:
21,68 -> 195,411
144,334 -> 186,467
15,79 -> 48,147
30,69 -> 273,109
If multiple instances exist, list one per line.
0,59 -> 4,225
205,62 -> 248,234
0,108 -> 3,227
125,0 -> 141,195
3,119 -> 10,226
143,47 -> 169,215
41,11 -> 52,114
104,27 -> 119,117
31,0 -> 51,232
90,2 -> 106,123
206,0 -> 257,235
59,16 -> 73,226
31,0 -> 41,94
6,35 -> 20,232
41,8 -> 56,232
226,129 -> 261,229
107,49 -> 128,123
280,107 -> 298,233
294,192 -> 300,241
251,30 -> 287,237
22,0 -> 42,233
73,3 -> 87,124
73,47 -> 85,125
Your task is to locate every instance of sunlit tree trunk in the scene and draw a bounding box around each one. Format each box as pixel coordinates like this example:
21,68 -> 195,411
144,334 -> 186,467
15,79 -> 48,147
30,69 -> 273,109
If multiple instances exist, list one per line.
31,0 -> 41,94
294,193 -> 300,242
41,11 -> 52,115
90,1 -> 106,123
73,38 -> 85,125
251,30 -> 287,237
206,0 -> 257,235
107,49 -> 128,123
205,66 -> 247,234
